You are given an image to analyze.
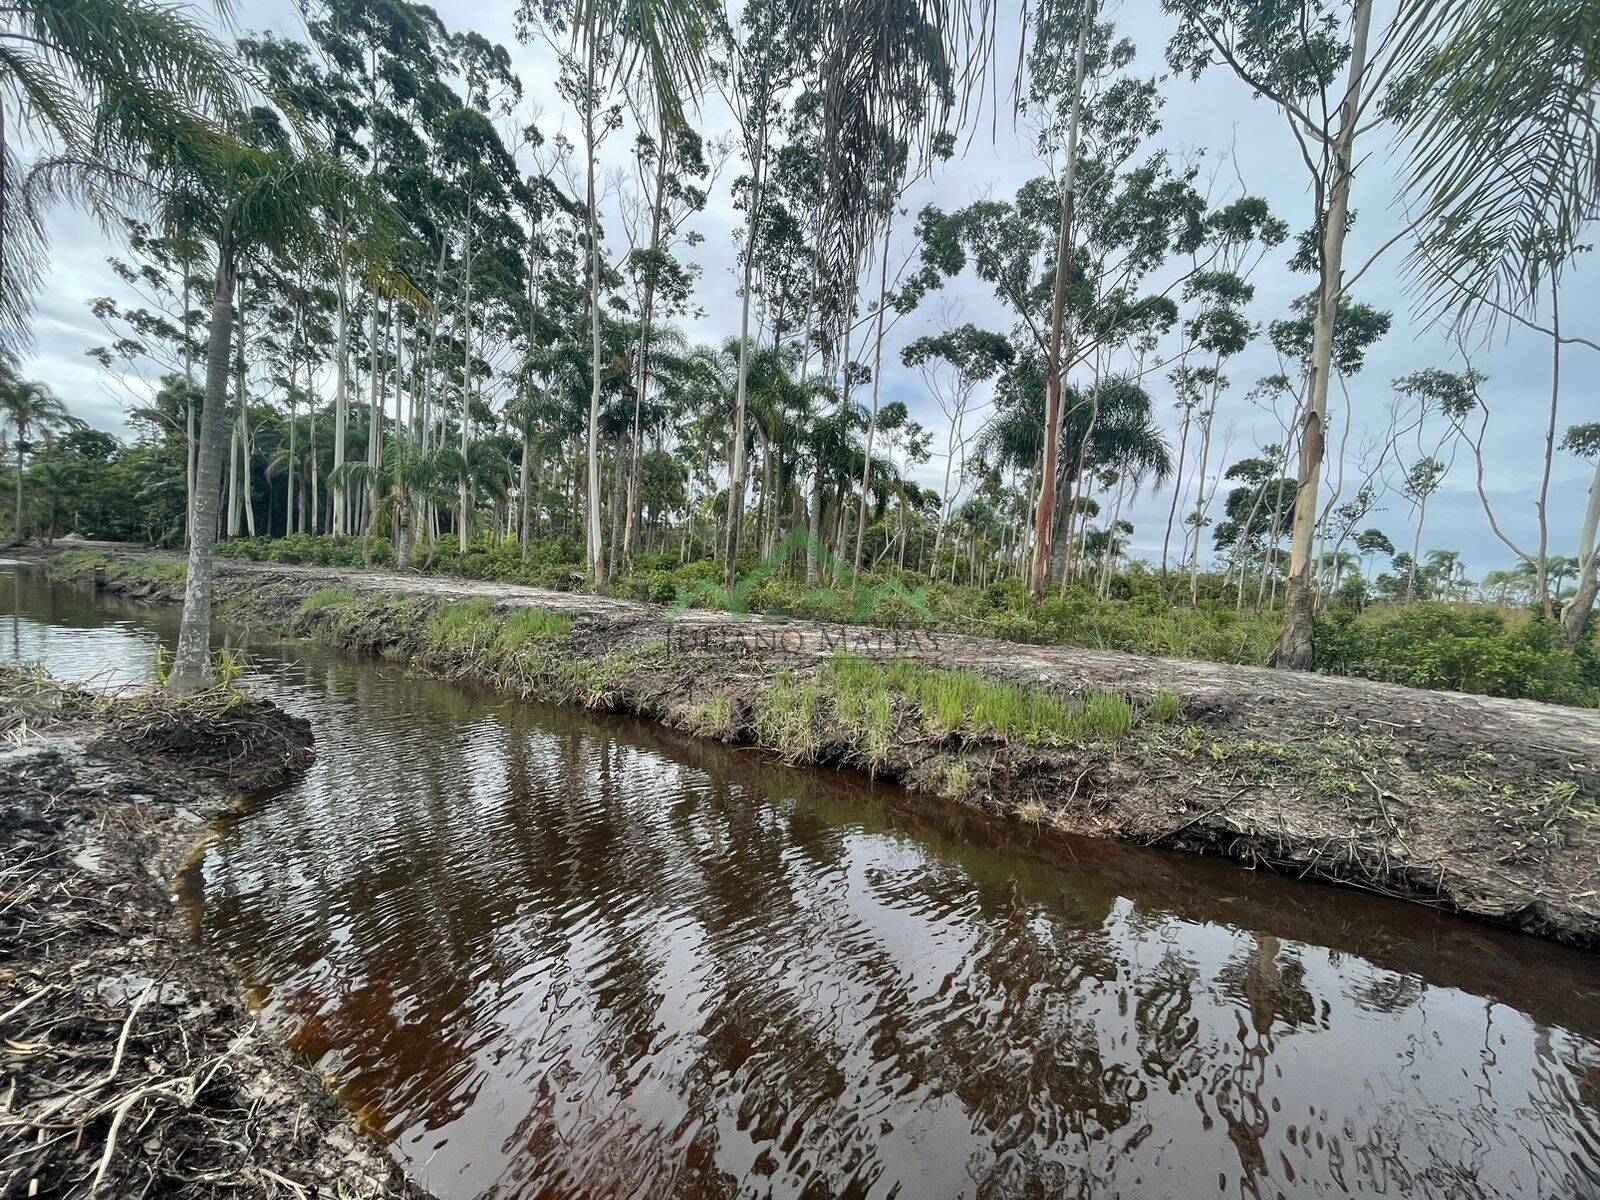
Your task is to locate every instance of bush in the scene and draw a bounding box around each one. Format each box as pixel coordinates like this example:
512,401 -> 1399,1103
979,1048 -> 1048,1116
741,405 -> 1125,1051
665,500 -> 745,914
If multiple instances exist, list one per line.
1316,604 -> 1597,705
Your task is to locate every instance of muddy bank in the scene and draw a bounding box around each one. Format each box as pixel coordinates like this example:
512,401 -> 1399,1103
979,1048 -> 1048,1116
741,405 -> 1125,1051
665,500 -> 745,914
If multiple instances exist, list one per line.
43,547 -> 1600,951
0,668 -> 423,1199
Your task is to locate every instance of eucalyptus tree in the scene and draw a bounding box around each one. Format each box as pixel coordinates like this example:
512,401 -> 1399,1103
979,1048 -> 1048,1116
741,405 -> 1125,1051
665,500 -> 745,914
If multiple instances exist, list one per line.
1354,527 -> 1393,586
902,323 -> 1013,556
1213,453 -> 1296,606
1388,366 -> 1472,602
618,115 -> 717,571
1165,0 -> 1415,669
1022,0 -> 1095,595
519,0 -> 715,588
86,219 -> 207,539
297,0 -> 426,535
918,2 -> 1271,590
1264,290 -> 1391,598
717,0 -> 819,585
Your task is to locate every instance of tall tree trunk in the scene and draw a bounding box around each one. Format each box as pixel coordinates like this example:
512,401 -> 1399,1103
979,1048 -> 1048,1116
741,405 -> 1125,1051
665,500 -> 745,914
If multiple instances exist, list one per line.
724,117 -> 767,589
170,232 -> 238,693
1187,392 -> 1217,605
581,41 -> 606,586
1274,0 -> 1372,669
12,433 -> 22,542
1160,403 -> 1192,590
459,202 -> 475,554
623,116 -> 669,575
851,211 -> 894,576
519,417 -> 532,560
1028,0 -> 1094,596
1535,280 -> 1560,616
332,212 -> 350,538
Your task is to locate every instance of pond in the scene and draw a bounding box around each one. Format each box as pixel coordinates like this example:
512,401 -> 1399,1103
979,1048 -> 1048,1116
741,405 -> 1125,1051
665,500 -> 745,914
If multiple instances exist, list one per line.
5,563 -> 1598,1199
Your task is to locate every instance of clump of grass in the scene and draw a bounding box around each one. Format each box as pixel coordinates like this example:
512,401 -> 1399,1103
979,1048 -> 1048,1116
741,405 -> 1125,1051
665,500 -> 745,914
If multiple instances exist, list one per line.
1148,689 -> 1182,724
687,692 -> 737,739
299,585 -> 357,615
756,671 -> 821,762
917,669 -> 981,738
426,598 -> 496,654
558,641 -> 673,708
1065,691 -> 1133,741
50,549 -> 109,576
134,562 -> 186,584
942,760 -> 974,800
496,606 -> 572,649
816,652 -> 1134,746
818,654 -> 899,770
1015,800 -> 1048,824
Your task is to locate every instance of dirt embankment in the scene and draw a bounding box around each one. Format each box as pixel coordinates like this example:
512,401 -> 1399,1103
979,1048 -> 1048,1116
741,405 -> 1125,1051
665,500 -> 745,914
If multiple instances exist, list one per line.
0,668 -> 422,1199
44,547 -> 1600,952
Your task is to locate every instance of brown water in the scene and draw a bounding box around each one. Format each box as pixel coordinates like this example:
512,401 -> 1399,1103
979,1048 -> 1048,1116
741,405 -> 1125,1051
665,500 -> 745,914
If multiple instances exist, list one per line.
5,564 -> 1599,1199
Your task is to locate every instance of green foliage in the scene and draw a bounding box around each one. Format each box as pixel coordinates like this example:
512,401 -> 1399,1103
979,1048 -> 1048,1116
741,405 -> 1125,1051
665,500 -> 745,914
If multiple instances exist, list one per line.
425,599 -> 499,655
754,672 -> 822,762
686,691 -> 736,739
299,586 -> 357,614
816,653 -> 1138,746
1316,605 -> 1599,705
1148,689 -> 1183,724
497,607 -> 573,647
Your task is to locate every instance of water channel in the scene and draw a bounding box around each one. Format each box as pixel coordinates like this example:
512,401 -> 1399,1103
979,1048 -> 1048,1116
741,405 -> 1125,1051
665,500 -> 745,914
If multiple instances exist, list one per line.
4,563 -> 1597,1199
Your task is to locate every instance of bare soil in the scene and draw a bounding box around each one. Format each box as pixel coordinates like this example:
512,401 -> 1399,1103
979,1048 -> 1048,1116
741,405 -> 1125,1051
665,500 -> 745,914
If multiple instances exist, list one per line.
0,668 -> 423,1199
41,548 -> 1600,952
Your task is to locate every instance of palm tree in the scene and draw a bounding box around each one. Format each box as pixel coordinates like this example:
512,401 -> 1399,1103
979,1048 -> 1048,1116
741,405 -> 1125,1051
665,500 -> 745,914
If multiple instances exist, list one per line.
167,130 -> 372,694
1052,378 -> 1172,587
0,0 -> 237,360
0,373 -> 71,540
332,439 -> 457,568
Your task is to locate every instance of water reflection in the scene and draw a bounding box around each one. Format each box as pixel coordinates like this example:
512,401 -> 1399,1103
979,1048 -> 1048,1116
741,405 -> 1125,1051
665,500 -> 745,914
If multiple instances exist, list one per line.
5,564 -> 1599,1199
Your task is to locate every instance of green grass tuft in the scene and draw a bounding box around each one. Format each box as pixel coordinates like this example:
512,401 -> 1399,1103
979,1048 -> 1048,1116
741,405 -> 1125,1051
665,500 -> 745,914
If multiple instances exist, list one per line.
756,671 -> 821,762
300,585 -> 357,614
1148,689 -> 1183,724
496,606 -> 573,649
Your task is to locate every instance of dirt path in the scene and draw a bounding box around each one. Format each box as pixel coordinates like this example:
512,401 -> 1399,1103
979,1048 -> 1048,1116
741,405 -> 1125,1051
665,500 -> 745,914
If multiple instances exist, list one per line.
38,548 -> 1600,951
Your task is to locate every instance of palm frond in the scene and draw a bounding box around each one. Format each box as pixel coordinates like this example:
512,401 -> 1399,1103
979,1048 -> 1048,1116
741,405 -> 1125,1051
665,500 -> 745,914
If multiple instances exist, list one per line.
1392,0 -> 1600,320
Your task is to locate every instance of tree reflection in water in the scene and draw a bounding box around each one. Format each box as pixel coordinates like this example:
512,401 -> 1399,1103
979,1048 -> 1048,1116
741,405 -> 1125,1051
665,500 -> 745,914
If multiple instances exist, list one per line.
3,567 -> 1597,1200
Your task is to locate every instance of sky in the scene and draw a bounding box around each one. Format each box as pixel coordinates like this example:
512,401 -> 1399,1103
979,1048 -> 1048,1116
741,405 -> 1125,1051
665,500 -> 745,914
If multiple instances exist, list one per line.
22,0 -> 1598,577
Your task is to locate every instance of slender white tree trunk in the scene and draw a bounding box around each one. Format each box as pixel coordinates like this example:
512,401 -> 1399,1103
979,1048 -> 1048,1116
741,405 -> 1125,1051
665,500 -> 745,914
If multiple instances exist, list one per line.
332,215 -> 350,538
1029,0 -> 1094,595
582,38 -> 605,585
724,116 -> 766,588
851,210 -> 894,575
1276,0 -> 1372,668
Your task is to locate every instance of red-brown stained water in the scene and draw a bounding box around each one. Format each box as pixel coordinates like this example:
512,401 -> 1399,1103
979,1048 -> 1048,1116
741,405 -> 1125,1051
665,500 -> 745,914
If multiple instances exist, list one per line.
6,564 -> 1599,1199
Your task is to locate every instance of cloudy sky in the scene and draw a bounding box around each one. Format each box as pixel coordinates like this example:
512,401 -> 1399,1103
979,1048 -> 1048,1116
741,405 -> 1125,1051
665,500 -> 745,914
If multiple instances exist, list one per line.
24,0 -> 1597,575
